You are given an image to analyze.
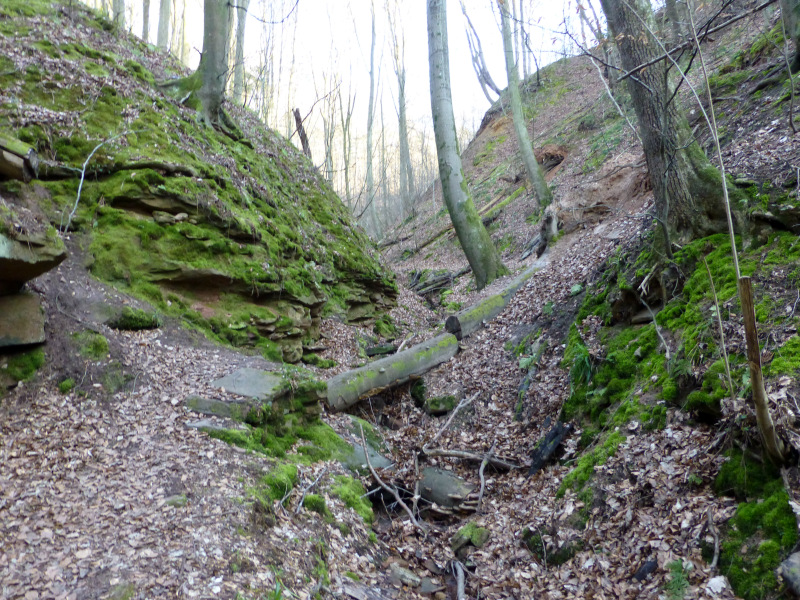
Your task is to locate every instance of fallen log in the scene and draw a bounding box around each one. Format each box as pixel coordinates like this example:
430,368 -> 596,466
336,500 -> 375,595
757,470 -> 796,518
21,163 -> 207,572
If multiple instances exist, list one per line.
445,263 -> 543,340
326,332 -> 459,411
528,420 -> 572,477
0,133 -> 39,182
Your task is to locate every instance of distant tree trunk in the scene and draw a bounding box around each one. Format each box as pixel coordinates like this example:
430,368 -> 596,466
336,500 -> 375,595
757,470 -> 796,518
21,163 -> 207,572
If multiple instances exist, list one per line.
142,0 -> 150,42
388,2 -> 415,212
339,87 -> 356,209
292,108 -> 312,158
112,0 -> 125,28
157,0 -> 170,50
233,0 -> 250,103
600,0 -> 735,244
782,0 -> 800,72
365,3 -> 379,237
196,0 -> 232,126
428,0 -> 507,290
460,1 -> 502,103
519,0 -> 528,78
499,0 -> 550,209
664,0 -> 684,44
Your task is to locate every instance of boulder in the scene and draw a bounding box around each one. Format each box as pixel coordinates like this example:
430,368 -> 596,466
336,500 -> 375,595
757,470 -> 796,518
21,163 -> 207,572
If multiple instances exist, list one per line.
211,368 -> 289,401
420,467 -> 475,508
0,293 -> 45,347
0,232 -> 66,294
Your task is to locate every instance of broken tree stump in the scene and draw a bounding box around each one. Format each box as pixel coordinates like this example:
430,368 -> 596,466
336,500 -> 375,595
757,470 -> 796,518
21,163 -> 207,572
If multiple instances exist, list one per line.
528,420 -> 572,477
0,133 -> 39,182
326,333 -> 459,411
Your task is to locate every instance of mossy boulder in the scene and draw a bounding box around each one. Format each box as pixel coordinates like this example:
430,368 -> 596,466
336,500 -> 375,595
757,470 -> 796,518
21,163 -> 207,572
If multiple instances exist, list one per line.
0,0 -> 396,363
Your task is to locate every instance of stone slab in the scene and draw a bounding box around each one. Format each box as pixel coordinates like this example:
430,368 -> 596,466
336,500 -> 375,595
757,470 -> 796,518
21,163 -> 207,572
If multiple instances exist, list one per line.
211,367 -> 288,400
0,293 -> 45,347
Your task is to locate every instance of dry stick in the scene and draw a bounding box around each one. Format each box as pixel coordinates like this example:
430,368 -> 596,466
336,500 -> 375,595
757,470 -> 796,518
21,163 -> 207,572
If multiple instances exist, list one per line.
587,54 -> 641,143
422,447 -> 519,471
703,257 -> 736,404
706,509 -> 720,570
686,8 -> 786,463
359,424 -> 426,533
423,393 -> 478,451
477,442 -> 496,512
640,298 -> 671,361
779,9 -> 798,133
293,468 -> 327,515
452,560 -> 466,600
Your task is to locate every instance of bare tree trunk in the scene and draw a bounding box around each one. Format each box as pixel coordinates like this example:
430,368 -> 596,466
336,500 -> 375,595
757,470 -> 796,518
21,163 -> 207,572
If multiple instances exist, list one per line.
142,0 -> 150,42
157,0 -> 170,50
782,0 -> 800,72
461,1 -> 502,102
428,0 -> 507,290
112,0 -> 125,28
365,3 -> 379,237
292,108 -> 312,158
600,0 -> 735,244
664,0 -> 685,44
233,0 -> 250,104
388,2 -> 415,213
197,0 -> 231,126
339,87 -> 356,209
499,1 -> 550,209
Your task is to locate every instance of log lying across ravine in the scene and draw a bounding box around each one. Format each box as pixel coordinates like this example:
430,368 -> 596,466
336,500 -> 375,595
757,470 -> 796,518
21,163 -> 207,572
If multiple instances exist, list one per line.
327,333 -> 459,411
326,259 -> 546,411
445,262 -> 543,340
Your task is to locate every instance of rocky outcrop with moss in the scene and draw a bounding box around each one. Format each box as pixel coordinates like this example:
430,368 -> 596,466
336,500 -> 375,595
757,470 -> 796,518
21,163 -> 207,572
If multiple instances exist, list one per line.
0,0 -> 396,362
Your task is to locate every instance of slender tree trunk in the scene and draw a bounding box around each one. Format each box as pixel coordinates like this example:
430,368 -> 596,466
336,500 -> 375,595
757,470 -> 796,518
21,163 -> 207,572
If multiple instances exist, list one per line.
600,0 -> 734,243
782,0 -> 800,72
157,0 -> 170,50
428,0 -> 507,290
461,1 -> 502,102
366,3 -> 378,237
664,0 -> 684,44
112,0 -> 125,28
142,0 -> 150,42
197,0 -> 231,126
339,88 -> 355,209
499,1 -> 550,209
233,0 -> 250,103
397,67 -> 414,210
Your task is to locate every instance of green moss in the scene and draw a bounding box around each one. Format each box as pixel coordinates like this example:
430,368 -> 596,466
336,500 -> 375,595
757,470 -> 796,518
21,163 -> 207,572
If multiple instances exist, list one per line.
373,314 -> 397,338
108,307 -> 161,330
1,347 -> 45,382
301,353 -> 336,369
685,358 -> 743,421
665,560 -> 689,600
410,379 -> 427,405
58,378 -> 76,394
558,431 -> 625,497
767,335 -> 800,376
261,463 -> 298,503
331,475 -> 374,524
73,331 -> 109,360
205,426 -> 297,458
344,572 -> 360,582
302,494 -> 331,518
521,526 -> 582,565
452,522 -> 490,548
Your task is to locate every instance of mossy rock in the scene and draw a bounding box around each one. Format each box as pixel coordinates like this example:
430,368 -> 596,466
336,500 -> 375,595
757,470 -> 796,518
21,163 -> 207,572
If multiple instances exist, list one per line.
424,395 -> 457,416
107,307 -> 161,330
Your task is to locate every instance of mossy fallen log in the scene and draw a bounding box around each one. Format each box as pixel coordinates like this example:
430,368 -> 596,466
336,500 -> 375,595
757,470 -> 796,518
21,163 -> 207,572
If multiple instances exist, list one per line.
326,332 -> 459,411
445,263 -> 542,340
0,133 -> 38,182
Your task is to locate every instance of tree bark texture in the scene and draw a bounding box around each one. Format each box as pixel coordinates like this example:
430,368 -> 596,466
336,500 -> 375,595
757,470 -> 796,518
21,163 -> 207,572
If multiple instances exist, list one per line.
197,0 -> 231,126
600,0 -> 733,243
157,0 -> 170,50
142,0 -> 150,42
233,0 -> 250,103
428,0 -> 506,290
499,0 -> 550,209
782,0 -> 800,72
326,333 -> 459,411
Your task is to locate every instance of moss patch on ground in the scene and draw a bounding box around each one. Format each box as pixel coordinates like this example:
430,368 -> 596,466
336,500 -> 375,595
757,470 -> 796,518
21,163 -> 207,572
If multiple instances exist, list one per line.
0,347 -> 45,385
712,449 -> 797,600
331,475 -> 374,524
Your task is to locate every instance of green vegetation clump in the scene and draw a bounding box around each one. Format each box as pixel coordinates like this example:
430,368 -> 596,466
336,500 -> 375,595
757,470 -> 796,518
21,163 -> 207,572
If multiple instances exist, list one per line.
521,527 -> 581,565
108,307 -> 161,330
767,335 -> 800,377
684,358 -> 743,421
373,315 -> 397,338
301,353 -> 336,369
302,494 -> 331,518
558,431 -> 626,497
1,348 -> 45,382
713,450 -> 797,600
73,331 -> 109,360
261,464 -> 298,502
58,378 -> 76,394
665,560 -> 690,600
331,475 -> 374,524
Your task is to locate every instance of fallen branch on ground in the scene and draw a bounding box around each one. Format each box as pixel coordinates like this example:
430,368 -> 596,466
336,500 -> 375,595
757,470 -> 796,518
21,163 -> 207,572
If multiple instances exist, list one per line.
423,394 -> 477,450
477,442 -> 496,512
422,447 -> 519,471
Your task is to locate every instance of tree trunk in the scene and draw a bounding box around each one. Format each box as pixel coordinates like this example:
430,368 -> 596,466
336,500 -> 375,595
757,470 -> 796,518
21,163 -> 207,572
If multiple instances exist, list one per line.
499,1 -> 550,209
157,0 -> 170,50
142,0 -> 150,42
782,0 -> 800,72
326,333 -> 459,411
365,3 -> 378,237
112,0 -> 125,28
292,108 -> 311,158
600,0 -> 735,244
232,0 -> 250,104
197,0 -> 231,126
428,0 -> 507,291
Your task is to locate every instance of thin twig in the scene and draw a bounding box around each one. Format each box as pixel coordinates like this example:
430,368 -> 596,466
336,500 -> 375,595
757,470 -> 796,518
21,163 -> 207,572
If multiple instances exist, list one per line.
422,447 -> 519,471
397,333 -> 415,353
588,55 -> 641,143
423,393 -> 478,450
641,298 -> 670,361
294,468 -> 327,515
703,257 -> 736,404
477,442 -> 496,512
706,509 -> 720,570
452,560 -> 466,600
359,424 -> 426,533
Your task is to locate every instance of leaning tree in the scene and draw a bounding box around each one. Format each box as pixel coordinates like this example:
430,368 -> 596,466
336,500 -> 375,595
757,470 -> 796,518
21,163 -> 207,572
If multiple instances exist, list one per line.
600,0 -> 743,249
428,0 -> 507,290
